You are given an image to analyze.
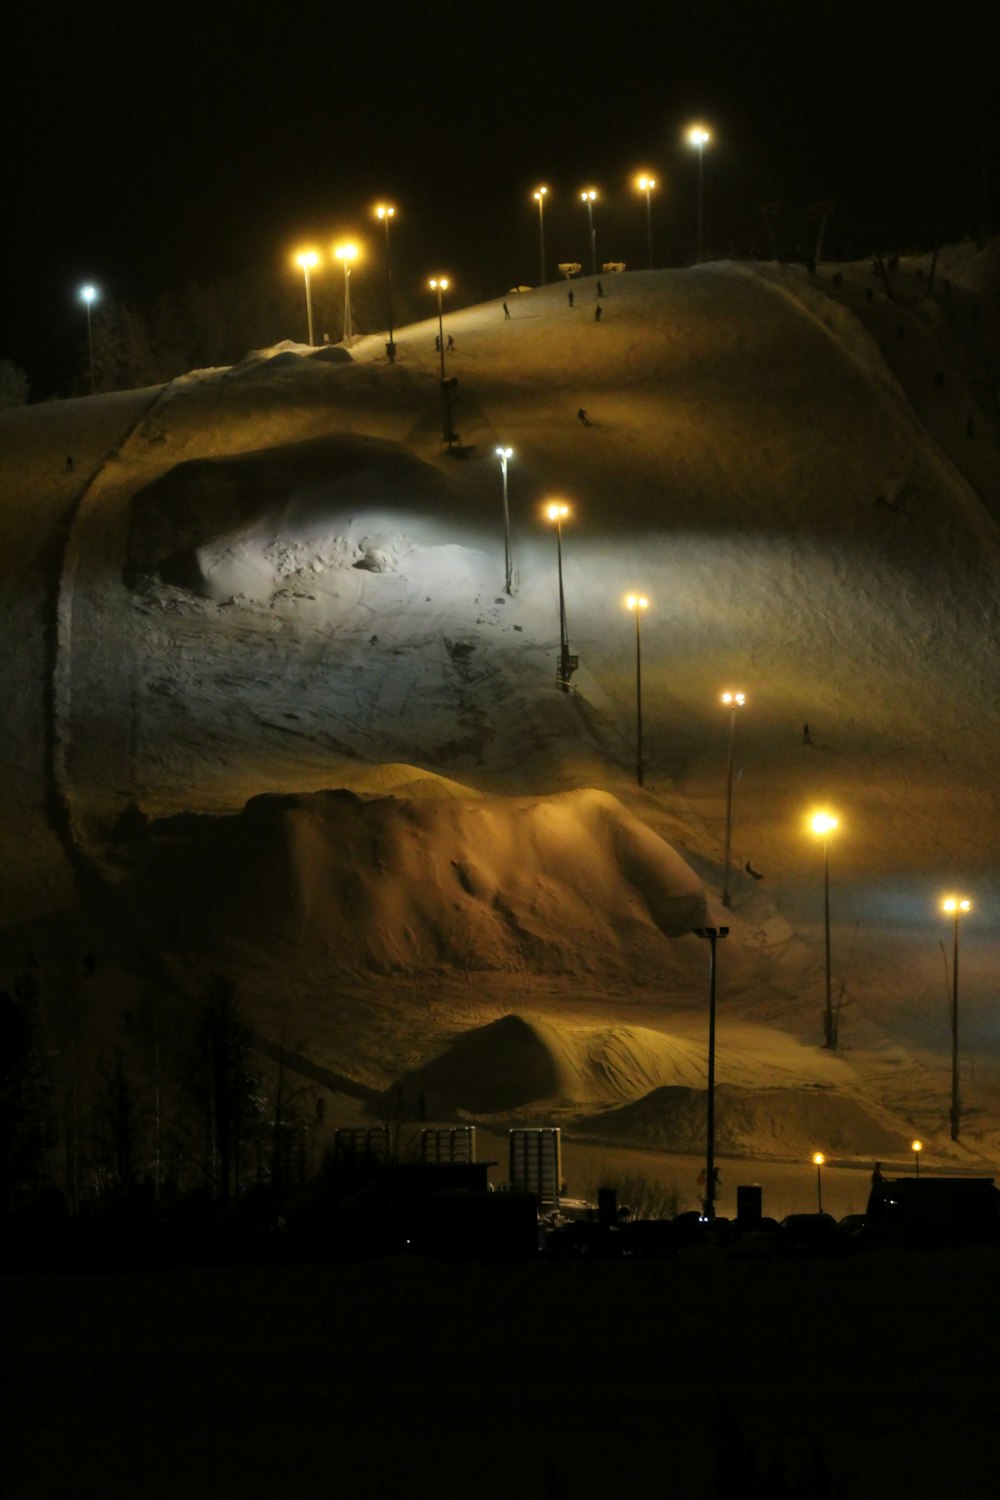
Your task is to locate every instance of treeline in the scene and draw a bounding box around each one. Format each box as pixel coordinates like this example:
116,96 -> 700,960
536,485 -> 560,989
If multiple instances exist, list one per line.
81,261 -> 427,395
0,966 -> 321,1227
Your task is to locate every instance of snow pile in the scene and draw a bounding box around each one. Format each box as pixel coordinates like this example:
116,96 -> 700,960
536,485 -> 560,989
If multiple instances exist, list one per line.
396,1014 -> 710,1115
127,433 -> 479,602
577,1082 -> 914,1159
157,784 -> 706,978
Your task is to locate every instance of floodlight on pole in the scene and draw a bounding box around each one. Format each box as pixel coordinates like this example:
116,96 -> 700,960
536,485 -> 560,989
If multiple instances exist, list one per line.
333,242 -> 359,347
496,447 -> 514,595
685,123 -> 712,262
429,276 -> 453,445
694,925 -> 730,1221
79,283 -> 99,395
810,810 -> 840,1050
912,1139 -> 923,1178
533,186 -> 548,285
579,189 -> 598,277
720,691 -> 746,909
812,1152 -> 825,1213
294,250 -> 320,347
942,895 -> 972,1140
544,501 -> 575,689
635,173 -> 657,269
374,204 -> 397,360
626,594 -> 649,786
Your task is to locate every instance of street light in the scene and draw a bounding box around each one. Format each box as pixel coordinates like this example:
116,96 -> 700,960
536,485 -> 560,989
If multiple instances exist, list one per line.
694,925 -> 730,1221
374,205 -> 397,361
533,186 -> 548,285
79,283 -> 99,395
544,501 -> 575,690
428,276 -> 454,445
496,447 -> 514,595
428,276 -> 450,382
626,594 -> 649,786
635,173 -> 657,269
579,189 -> 598,277
942,895 -> 972,1140
720,691 -> 746,908
810,810 -> 840,1050
685,123 -> 712,262
293,250 -> 320,347
912,1139 -> 923,1178
812,1152 -> 825,1213
333,242 -> 359,347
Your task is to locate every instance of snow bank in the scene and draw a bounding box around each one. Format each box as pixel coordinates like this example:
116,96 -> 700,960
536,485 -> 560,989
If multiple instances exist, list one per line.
159,785 -> 706,978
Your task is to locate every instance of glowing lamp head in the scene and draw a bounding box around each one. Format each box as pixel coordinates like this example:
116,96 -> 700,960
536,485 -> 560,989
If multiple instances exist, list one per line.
636,174 -> 657,192
625,594 -> 649,612
810,811 -> 838,838
295,249 -> 320,271
79,284 -> 98,305
428,276 -> 450,292
533,186 -> 548,201
686,124 -> 712,148
334,242 -> 359,264
496,446 -> 513,460
545,500 -> 570,523
812,1152 -> 825,1167
911,1139 -> 923,1154
721,691 -> 746,708
374,203 -> 396,220
942,896 -> 971,916
580,188 -> 598,203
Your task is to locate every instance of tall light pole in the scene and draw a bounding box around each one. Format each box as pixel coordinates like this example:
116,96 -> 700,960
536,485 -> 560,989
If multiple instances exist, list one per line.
720,691 -> 746,908
694,925 -> 729,1221
533,186 -> 548,285
942,895 -> 971,1140
496,446 -> 513,595
294,250 -> 319,347
374,204 -> 396,361
544,500 -> 575,690
635,173 -> 657,269
810,810 -> 839,1050
912,1139 -> 923,1178
79,284 -> 99,395
429,276 -> 449,382
812,1152 -> 825,1213
685,124 -> 712,263
429,276 -> 453,445
580,189 -> 598,277
334,242 -> 359,347
626,594 -> 648,786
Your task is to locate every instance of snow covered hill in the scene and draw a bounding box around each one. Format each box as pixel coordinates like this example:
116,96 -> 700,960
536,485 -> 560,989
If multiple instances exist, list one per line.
2,244 -> 998,1189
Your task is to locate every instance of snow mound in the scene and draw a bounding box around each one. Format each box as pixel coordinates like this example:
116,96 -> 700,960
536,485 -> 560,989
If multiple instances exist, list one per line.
578,1083 -> 913,1158
126,433 -> 473,602
397,1015 -> 708,1115
163,785 -> 706,977
318,763 -> 484,801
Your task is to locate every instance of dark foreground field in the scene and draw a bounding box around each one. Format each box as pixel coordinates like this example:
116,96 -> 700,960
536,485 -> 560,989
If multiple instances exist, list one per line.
5,1248 -> 998,1499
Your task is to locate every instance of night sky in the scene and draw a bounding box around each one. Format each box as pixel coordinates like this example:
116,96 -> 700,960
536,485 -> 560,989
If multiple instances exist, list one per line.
4,0 -> 998,395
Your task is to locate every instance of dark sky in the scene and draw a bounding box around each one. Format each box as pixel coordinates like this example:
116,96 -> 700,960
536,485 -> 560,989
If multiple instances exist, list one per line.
4,0 -> 998,394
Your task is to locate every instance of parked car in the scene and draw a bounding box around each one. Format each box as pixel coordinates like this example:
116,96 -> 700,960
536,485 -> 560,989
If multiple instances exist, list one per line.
778,1213 -> 843,1256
